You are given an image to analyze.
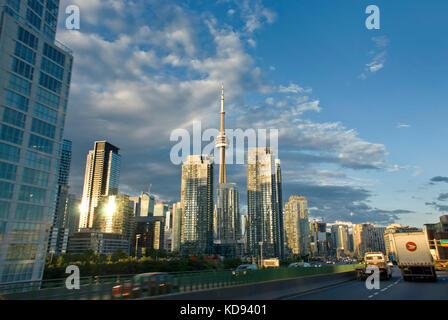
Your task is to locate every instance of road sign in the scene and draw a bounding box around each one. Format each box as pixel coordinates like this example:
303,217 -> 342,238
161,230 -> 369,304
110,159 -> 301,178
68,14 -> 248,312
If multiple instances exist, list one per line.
441,240 -> 448,247
406,241 -> 417,252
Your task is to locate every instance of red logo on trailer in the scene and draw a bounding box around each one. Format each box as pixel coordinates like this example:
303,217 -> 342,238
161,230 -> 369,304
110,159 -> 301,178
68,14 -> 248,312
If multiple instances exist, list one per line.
406,242 -> 417,252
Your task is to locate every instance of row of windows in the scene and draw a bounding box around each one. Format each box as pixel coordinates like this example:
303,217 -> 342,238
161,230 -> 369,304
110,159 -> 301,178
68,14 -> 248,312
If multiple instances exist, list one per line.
0,161 -> 17,181
33,102 -> 58,124
39,72 -> 61,94
16,203 -> 45,221
0,202 -> 47,221
9,74 -> 31,96
41,57 -> 63,80
31,117 -> 55,139
43,43 -> 65,67
2,107 -> 27,129
28,134 -> 53,154
10,222 -> 44,242
25,150 -> 51,171
6,244 -> 38,261
6,90 -> 29,112
19,185 -> 46,204
1,124 -> 24,145
18,26 -> 39,50
1,263 -> 34,282
0,143 -> 20,163
15,42 -> 36,65
36,87 -> 59,109
23,167 -> 49,187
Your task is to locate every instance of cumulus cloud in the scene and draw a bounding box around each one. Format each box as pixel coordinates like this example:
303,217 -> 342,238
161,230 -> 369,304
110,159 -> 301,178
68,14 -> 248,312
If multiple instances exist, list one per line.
57,0 -> 403,224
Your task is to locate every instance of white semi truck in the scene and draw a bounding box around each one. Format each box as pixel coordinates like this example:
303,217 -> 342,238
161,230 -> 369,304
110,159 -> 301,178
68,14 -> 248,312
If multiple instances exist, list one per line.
388,231 -> 437,281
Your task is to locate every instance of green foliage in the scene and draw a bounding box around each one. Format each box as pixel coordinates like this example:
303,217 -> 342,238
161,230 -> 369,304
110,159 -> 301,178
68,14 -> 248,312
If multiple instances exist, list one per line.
43,251 -> 240,280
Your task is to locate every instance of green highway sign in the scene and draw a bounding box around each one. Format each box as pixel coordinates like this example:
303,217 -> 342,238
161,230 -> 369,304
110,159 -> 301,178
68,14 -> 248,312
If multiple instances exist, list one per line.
441,240 -> 448,247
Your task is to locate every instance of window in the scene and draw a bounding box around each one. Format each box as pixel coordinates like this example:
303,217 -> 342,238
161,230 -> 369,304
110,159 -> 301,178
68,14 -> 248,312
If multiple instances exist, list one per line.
41,57 -> 63,80
28,134 -> 53,154
33,102 -> 57,124
44,10 -> 57,29
9,74 -> 31,96
12,58 -> 34,80
31,118 -> 55,139
25,151 -> 51,171
1,124 -> 24,145
18,26 -> 38,50
15,203 -> 45,221
2,107 -> 27,128
6,244 -> 38,261
0,143 -> 20,163
6,90 -> 29,112
19,185 -> 46,204
43,43 -> 65,66
10,222 -> 43,241
27,0 -> 43,16
43,24 -> 55,41
22,167 -> 49,187
36,87 -> 59,108
15,42 -> 36,65
1,263 -> 34,282
26,9 -> 42,31
0,162 -> 17,181
46,0 -> 58,17
0,181 -> 14,199
0,201 -> 10,219
6,0 -> 20,12
39,72 -> 61,94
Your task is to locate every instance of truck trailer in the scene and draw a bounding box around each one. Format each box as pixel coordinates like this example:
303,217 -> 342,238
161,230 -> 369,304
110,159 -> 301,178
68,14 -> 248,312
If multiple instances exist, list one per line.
388,231 -> 437,281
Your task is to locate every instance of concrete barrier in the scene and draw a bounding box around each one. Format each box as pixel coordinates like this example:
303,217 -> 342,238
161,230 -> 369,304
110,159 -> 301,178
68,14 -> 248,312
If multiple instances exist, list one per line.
141,271 -> 357,300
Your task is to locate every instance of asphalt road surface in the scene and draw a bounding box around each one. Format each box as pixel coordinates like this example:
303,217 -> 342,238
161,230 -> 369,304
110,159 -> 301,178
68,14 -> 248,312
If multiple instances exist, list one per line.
285,267 -> 448,300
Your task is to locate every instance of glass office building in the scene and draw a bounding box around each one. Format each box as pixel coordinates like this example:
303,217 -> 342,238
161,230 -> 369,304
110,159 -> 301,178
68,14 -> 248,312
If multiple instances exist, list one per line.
0,0 -> 73,290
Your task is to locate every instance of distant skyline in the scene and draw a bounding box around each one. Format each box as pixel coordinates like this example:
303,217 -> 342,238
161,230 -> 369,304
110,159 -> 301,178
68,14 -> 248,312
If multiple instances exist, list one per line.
58,0 -> 448,227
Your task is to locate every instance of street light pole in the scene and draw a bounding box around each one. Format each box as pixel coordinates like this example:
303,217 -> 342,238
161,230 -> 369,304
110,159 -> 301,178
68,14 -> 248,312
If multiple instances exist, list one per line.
259,242 -> 263,268
135,234 -> 141,259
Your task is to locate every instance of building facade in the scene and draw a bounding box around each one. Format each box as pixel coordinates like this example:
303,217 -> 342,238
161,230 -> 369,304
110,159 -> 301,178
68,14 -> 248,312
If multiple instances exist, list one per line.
180,155 -> 214,255
353,223 -> 386,257
246,147 -> 283,259
79,141 -> 120,229
47,139 -> 72,255
284,196 -> 310,257
0,1 -> 73,288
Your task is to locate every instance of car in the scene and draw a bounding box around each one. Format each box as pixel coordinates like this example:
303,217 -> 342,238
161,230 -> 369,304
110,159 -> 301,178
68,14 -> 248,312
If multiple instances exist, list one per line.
288,262 -> 311,268
112,272 -> 174,299
236,264 -> 258,271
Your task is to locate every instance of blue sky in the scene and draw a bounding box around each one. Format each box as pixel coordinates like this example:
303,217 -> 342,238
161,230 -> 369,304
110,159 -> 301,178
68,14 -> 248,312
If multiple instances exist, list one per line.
57,0 -> 448,227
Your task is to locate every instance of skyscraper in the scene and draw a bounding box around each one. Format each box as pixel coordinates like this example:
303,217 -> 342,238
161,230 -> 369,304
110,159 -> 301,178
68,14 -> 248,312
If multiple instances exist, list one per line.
213,84 -> 241,257
284,196 -> 310,257
79,141 -> 120,230
48,139 -> 72,255
180,154 -> 214,255
171,202 -> 182,253
247,147 -> 283,259
0,1 -> 73,288
353,223 -> 386,257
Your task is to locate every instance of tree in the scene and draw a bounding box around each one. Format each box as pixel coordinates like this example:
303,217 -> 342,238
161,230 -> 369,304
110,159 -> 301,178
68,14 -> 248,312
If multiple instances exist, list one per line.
111,249 -> 128,262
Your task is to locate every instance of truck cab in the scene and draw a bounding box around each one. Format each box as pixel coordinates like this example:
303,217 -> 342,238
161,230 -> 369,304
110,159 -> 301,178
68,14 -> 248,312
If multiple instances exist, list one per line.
357,252 -> 392,280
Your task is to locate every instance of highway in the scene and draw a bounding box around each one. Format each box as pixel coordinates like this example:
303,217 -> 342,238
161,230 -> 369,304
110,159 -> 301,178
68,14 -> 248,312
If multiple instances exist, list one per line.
285,267 -> 448,300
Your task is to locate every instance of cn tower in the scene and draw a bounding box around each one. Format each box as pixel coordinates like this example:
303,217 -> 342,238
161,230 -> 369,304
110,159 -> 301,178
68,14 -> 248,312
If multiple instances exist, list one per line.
216,83 -> 227,184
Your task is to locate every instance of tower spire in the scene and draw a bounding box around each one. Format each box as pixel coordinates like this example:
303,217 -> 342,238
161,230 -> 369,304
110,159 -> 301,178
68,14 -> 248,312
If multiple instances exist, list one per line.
216,82 -> 227,184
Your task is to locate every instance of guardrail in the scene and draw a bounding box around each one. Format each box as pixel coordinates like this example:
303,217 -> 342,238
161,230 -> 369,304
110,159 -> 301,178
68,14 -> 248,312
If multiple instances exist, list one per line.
1,264 -> 362,300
